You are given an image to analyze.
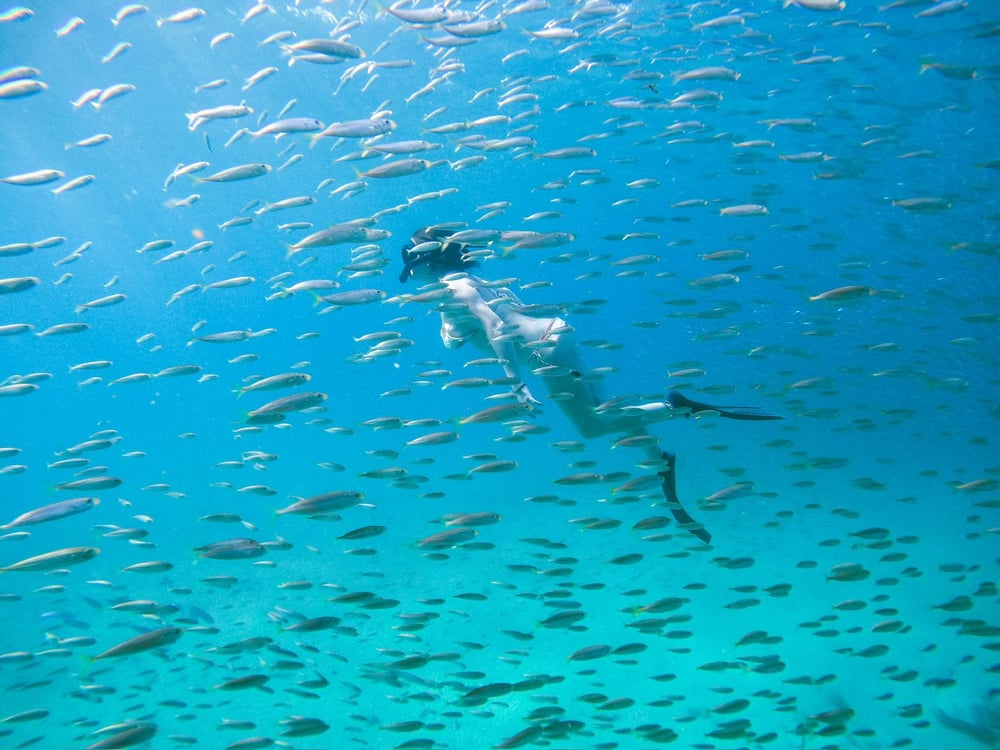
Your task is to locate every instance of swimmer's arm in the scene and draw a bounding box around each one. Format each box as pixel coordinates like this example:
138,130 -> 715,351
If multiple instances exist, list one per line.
489,336 -> 541,411
462,290 -> 540,410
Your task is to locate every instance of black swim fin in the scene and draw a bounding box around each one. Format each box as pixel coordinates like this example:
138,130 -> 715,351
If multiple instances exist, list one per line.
667,390 -> 782,421
658,452 -> 711,544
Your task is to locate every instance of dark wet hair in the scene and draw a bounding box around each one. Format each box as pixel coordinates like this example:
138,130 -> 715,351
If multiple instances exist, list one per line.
399,226 -> 479,283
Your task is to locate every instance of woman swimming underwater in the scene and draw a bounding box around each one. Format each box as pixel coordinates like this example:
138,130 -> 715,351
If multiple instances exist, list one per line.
399,225 -> 782,543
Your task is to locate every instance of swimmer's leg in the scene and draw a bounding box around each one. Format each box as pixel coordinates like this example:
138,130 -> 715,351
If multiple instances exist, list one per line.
537,329 -> 626,439
544,372 -> 623,439
659,452 -> 712,544
667,390 -> 782,421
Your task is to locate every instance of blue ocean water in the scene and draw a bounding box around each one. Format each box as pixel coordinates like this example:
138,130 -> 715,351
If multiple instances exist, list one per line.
1,0 -> 998,748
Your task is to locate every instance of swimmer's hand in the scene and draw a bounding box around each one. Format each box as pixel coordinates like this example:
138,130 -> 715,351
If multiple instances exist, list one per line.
514,382 -> 542,413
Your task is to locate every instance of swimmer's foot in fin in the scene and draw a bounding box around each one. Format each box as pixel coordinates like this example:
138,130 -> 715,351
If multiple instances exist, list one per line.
658,451 -> 711,544
667,390 -> 783,421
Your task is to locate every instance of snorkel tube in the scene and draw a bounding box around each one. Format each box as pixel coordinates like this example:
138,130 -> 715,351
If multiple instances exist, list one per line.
398,240 -> 422,283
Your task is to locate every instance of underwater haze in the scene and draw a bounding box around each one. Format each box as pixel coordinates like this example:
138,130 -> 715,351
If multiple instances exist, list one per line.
1,0 -> 999,748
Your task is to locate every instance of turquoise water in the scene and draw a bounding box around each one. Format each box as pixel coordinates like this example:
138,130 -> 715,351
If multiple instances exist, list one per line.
1,1 -> 998,748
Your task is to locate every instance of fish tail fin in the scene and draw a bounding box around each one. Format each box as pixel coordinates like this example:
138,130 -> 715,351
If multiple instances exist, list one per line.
79,652 -> 96,673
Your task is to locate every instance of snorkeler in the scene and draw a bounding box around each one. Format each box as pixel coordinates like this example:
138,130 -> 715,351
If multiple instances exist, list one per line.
399,225 -> 781,543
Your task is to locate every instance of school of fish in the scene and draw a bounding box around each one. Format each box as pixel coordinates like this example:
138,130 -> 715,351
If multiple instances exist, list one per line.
1,0 -> 998,748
